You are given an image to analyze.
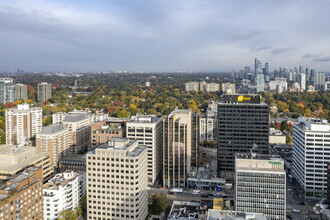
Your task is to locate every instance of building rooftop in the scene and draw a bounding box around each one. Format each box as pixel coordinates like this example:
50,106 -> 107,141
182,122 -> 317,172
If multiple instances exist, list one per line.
168,201 -> 200,220
296,117 -> 330,132
217,94 -> 268,105
236,153 -> 282,161
60,154 -> 86,162
236,154 -> 285,172
63,114 -> 87,122
89,138 -> 146,157
43,170 -> 78,190
129,115 -> 161,123
207,210 -> 268,220
41,124 -> 66,134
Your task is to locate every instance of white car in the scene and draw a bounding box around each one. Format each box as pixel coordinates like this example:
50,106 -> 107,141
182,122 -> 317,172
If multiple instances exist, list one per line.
292,209 -> 300,213
192,190 -> 200,195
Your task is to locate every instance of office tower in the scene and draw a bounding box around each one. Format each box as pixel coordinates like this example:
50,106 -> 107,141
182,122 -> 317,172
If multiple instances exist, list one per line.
90,118 -> 127,150
0,144 -> 53,182
292,117 -> 330,198
298,73 -> 306,90
15,83 -> 28,101
254,58 -> 262,75
185,82 -> 199,92
328,161 -> 330,204
0,78 -> 15,104
256,73 -> 265,92
217,95 -> 269,180
36,124 -> 71,168
126,115 -> 163,185
244,66 -> 250,74
5,104 -> 42,145
299,66 -> 305,73
206,83 -> 220,92
52,112 -> 67,124
38,82 -> 52,102
235,154 -> 286,220
221,82 -> 236,94
163,109 -> 199,188
265,63 -> 269,75
43,170 -> 86,220
0,167 -> 43,220
62,114 -> 91,154
315,72 -> 326,90
191,113 -> 200,168
86,138 -> 148,220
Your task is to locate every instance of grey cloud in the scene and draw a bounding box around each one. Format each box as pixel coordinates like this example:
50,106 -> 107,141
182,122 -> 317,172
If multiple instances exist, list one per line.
271,47 -> 297,55
253,46 -> 272,51
313,57 -> 330,62
231,30 -> 264,41
303,53 -> 321,59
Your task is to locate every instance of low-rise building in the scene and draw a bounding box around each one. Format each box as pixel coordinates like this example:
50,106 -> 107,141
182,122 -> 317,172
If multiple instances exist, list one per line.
59,154 -> 86,172
187,167 -> 225,191
269,128 -> 286,145
0,167 -> 43,220
168,201 -> 200,220
207,210 -> 268,220
0,144 -> 53,182
43,170 -> 86,220
90,118 -> 127,150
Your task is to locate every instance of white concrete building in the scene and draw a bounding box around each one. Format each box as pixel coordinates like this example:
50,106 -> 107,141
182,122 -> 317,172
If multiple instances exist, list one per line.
126,115 -> 163,186
52,112 -> 67,124
292,117 -> 330,198
235,154 -> 286,220
86,138 -> 148,220
43,170 -> 86,220
185,82 -> 199,92
206,83 -> 220,92
5,104 -> 42,145
221,82 -> 236,94
0,78 -> 15,104
269,78 -> 288,93
38,82 -> 52,102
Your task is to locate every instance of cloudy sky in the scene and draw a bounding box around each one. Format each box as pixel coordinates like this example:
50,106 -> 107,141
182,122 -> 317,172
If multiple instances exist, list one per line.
0,0 -> 330,72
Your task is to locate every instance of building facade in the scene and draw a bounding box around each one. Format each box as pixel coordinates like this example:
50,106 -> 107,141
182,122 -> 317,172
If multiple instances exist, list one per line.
36,124 -> 71,168
0,167 -> 43,220
163,109 -> 199,188
90,118 -> 127,150
217,95 -> 269,180
200,102 -> 218,143
52,112 -> 67,125
62,114 -> 91,154
292,117 -> 330,198
86,138 -> 148,220
59,154 -> 86,172
235,154 -> 286,220
126,115 -> 163,185
15,83 -> 28,101
206,83 -> 220,92
0,78 -> 15,104
185,82 -> 199,92
43,170 -> 86,220
221,82 -> 236,94
5,104 -> 42,145
0,144 -> 53,182
38,82 -> 52,102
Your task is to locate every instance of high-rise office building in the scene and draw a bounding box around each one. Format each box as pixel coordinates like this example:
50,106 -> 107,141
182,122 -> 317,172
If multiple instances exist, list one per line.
15,83 -> 28,101
126,115 -> 163,185
244,66 -> 250,74
254,58 -> 262,75
298,73 -> 306,90
86,138 -> 148,220
43,170 -> 86,220
265,63 -> 269,75
62,114 -> 91,154
5,104 -> 42,145
0,144 -> 53,182
0,78 -> 15,104
163,109 -> 199,188
256,73 -> 265,92
315,72 -> 326,90
217,95 -> 269,180
36,124 -> 71,168
235,154 -> 286,220
292,117 -> 330,198
0,167 -> 43,220
38,82 -> 52,102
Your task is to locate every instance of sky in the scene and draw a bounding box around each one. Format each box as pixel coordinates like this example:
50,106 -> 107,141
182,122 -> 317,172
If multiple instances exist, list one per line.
0,0 -> 330,72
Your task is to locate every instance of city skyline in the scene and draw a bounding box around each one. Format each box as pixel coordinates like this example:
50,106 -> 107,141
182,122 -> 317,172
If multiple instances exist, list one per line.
1,0 -> 330,72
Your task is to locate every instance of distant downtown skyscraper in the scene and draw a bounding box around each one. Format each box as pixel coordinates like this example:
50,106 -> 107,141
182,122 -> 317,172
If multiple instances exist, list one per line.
38,82 -> 52,102
217,95 -> 269,180
163,109 -> 199,188
86,138 -> 148,220
254,58 -> 262,75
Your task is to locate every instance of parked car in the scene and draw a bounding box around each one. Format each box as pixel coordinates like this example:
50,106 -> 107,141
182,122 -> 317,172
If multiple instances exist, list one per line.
292,209 -> 300,213
192,190 -> 200,195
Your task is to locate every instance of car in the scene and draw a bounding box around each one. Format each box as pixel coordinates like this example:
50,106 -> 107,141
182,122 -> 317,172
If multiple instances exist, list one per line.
286,214 -> 293,219
292,209 -> 300,213
201,193 -> 208,198
192,190 -> 200,195
213,193 -> 221,196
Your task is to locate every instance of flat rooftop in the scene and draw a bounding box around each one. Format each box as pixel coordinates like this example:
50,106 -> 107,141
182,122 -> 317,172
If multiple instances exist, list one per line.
236,153 -> 282,161
168,201 -> 200,220
128,115 -> 161,123
0,145 -> 30,156
207,209 -> 268,220
60,154 -> 86,162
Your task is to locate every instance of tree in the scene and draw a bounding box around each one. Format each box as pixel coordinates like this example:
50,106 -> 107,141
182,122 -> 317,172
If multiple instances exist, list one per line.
280,121 -> 288,131
80,194 -> 87,212
286,134 -> 293,145
147,108 -> 157,115
152,193 -> 168,213
275,122 -> 281,130
58,210 -> 77,220
117,110 -> 130,118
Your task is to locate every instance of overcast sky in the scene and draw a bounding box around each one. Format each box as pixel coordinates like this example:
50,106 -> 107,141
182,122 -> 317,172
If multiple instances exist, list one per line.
1,0 -> 330,72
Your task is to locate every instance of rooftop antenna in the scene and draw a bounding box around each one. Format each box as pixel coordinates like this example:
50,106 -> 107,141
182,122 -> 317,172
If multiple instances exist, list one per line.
251,143 -> 257,158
